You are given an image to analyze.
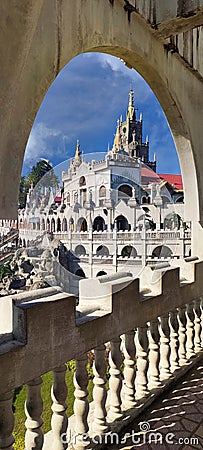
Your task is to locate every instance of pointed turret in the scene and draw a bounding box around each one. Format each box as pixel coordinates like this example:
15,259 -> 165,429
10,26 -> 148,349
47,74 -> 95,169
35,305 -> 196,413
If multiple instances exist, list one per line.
127,88 -> 136,121
113,119 -> 121,152
75,139 -> 81,160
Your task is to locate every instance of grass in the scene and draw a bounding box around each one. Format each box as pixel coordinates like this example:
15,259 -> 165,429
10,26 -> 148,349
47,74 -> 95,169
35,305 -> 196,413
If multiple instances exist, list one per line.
13,362 -> 94,450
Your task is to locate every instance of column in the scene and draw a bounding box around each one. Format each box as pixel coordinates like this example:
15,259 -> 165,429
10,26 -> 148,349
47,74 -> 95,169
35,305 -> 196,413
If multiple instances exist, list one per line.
25,377 -> 44,450
147,320 -> 161,389
135,326 -> 149,399
108,338 -> 123,421
169,310 -> 179,372
193,299 -> 202,353
92,345 -> 107,435
185,303 -> 195,359
159,315 -> 171,380
0,390 -> 15,450
51,365 -> 68,450
123,331 -> 136,409
73,356 -> 90,450
177,306 -> 187,365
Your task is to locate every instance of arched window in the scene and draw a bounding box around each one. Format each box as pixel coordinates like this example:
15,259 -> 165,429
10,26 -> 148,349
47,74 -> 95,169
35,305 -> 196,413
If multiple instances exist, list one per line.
96,271 -> 107,277
66,192 -> 70,204
57,217 -> 61,232
77,217 -> 87,232
121,245 -> 137,258
62,218 -> 67,232
79,176 -> 86,187
46,218 -> 50,232
99,185 -> 106,206
75,244 -> 86,256
118,184 -> 132,201
93,216 -> 106,232
152,246 -> 172,258
115,215 -> 129,231
96,245 -> 109,257
164,213 -> 181,230
51,218 -> 55,232
41,218 -> 45,231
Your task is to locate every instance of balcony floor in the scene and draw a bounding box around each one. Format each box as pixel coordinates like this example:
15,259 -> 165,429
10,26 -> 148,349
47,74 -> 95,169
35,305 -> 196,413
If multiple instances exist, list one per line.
111,361 -> 203,450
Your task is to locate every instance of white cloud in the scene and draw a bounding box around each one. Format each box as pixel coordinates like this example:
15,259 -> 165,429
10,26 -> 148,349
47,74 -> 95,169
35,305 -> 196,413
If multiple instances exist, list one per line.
24,123 -> 70,167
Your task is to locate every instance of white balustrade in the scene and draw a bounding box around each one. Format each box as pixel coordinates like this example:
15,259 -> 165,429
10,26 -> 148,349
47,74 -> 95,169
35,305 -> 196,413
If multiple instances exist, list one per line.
193,299 -> 202,352
92,345 -> 108,435
123,331 -> 136,409
147,320 -> 161,389
0,391 -> 15,450
73,356 -> 90,449
169,310 -> 179,372
51,365 -> 68,450
135,326 -> 149,399
159,315 -> 171,380
108,338 -> 123,421
25,377 -> 44,450
177,306 -> 187,365
185,303 -> 195,359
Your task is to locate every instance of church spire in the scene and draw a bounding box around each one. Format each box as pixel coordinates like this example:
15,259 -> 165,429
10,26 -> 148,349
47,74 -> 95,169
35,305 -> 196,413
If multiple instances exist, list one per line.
127,88 -> 136,121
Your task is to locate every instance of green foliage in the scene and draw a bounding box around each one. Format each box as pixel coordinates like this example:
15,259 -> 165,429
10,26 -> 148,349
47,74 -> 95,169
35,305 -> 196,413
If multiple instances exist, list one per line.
0,262 -> 13,281
19,160 -> 59,209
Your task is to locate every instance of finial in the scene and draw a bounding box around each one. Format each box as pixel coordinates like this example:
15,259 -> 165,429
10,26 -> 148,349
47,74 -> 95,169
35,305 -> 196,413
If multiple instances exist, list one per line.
146,135 -> 149,144
140,112 -> 142,121
154,152 -> 156,162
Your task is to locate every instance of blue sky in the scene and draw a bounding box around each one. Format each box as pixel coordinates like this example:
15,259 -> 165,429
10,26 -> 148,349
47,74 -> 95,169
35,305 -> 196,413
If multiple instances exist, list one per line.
23,52 -> 180,175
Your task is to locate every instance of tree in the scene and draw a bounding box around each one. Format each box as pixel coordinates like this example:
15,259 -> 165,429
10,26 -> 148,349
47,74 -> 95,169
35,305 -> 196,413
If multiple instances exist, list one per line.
18,176 -> 30,209
19,160 -> 59,208
26,160 -> 59,189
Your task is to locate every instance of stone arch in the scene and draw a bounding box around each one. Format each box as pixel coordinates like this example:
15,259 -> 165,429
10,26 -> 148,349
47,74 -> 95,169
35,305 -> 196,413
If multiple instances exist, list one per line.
1,2 -> 202,257
121,245 -> 137,258
77,217 -> 87,232
62,217 -> 68,232
75,244 -> 86,256
96,245 -> 109,257
93,216 -> 106,232
115,215 -> 130,231
118,184 -> 132,201
152,245 -> 173,258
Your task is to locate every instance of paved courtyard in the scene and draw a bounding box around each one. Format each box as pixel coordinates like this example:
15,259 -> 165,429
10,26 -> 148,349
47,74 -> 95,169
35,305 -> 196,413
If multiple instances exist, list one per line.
110,361 -> 203,450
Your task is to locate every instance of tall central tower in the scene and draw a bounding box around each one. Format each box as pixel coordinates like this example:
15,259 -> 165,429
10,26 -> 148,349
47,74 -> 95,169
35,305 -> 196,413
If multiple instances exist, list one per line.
112,89 -> 156,172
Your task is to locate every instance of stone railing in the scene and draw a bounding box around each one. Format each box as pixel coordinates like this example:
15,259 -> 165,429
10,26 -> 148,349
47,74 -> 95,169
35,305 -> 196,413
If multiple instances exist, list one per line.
0,262 -> 203,449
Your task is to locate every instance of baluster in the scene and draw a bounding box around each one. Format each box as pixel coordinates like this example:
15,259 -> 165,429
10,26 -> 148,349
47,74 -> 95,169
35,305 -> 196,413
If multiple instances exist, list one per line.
200,297 -> 203,346
147,320 -> 161,389
51,364 -> 68,450
159,314 -> 171,380
92,345 -> 107,435
169,310 -> 179,372
135,326 -> 149,399
25,377 -> 44,450
73,356 -> 90,450
123,331 -> 136,409
0,390 -> 15,450
193,299 -> 201,353
185,303 -> 195,359
108,338 -> 123,421
177,306 -> 187,365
